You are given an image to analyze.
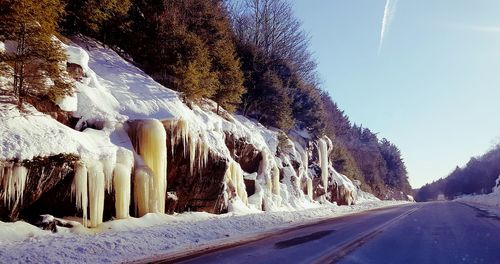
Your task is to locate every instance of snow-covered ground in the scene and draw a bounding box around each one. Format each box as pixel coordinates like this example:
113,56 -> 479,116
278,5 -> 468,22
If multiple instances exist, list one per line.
455,176 -> 500,208
0,201 -> 407,264
456,191 -> 500,208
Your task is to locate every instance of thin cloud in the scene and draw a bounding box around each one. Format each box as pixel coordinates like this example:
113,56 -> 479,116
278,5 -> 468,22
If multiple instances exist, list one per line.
379,0 -> 399,54
454,25 -> 500,33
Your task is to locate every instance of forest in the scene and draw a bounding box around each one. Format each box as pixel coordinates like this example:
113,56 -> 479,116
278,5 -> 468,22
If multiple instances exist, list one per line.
416,144 -> 500,201
0,0 -> 411,199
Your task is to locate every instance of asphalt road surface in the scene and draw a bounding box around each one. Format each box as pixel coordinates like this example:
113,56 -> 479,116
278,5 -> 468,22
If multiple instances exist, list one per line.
161,202 -> 500,264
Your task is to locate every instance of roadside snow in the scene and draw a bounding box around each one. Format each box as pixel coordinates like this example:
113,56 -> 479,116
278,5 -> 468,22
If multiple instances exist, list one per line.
456,192 -> 500,208
455,175 -> 500,208
0,201 -> 407,263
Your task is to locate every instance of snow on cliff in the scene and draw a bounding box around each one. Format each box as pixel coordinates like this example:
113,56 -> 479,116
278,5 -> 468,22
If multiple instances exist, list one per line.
0,36 -> 362,221
0,102 -> 117,160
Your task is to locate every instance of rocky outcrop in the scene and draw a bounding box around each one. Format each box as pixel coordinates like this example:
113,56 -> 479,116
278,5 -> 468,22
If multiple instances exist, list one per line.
0,154 -> 79,221
25,96 -> 74,126
165,144 -> 228,214
224,132 -> 262,174
160,121 -> 229,214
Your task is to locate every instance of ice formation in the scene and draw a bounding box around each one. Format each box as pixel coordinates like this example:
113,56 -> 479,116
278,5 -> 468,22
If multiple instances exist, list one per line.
87,161 -> 105,228
133,165 -> 152,217
114,148 -> 133,219
0,163 -> 27,209
318,137 -> 332,190
166,119 -> 209,176
113,164 -> 131,219
72,161 -> 88,227
272,165 -> 280,195
102,158 -> 115,193
134,119 -> 167,213
306,177 -> 313,200
225,161 -> 248,205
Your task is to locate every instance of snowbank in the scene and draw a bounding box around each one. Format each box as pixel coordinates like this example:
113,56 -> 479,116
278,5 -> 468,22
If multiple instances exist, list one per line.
0,201 -> 407,263
456,192 -> 500,207
455,176 -> 500,208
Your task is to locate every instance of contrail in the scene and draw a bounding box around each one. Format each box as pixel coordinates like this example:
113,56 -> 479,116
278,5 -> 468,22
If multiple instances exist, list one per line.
379,0 -> 398,54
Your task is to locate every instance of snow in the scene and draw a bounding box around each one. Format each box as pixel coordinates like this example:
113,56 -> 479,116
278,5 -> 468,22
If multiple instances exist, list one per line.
455,175 -> 500,208
454,178 -> 500,228
55,93 -> 78,112
0,103 -> 117,160
0,201 -> 408,263
0,36 -> 417,263
0,36 -> 395,237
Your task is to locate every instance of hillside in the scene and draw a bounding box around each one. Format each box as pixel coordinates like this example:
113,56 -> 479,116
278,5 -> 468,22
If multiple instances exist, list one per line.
0,0 -> 412,227
415,144 -> 500,201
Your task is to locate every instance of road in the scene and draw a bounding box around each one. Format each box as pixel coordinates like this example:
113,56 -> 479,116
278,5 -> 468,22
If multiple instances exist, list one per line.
159,202 -> 500,264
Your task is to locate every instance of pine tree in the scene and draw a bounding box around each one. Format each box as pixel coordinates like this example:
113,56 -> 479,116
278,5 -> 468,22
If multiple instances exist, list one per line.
171,30 -> 218,101
0,0 -> 73,107
62,0 -> 132,44
179,0 -> 245,113
258,71 -> 294,131
211,41 -> 245,113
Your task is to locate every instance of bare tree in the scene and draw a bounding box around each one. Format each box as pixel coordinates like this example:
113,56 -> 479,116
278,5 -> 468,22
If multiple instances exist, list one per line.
228,0 -> 318,85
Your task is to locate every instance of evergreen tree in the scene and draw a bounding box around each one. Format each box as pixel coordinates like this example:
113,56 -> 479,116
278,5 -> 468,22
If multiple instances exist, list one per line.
62,0 -> 132,44
0,0 -> 73,106
257,70 -> 294,131
181,0 -> 244,113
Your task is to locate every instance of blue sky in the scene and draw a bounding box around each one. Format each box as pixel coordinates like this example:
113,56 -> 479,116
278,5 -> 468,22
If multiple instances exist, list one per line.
293,0 -> 500,188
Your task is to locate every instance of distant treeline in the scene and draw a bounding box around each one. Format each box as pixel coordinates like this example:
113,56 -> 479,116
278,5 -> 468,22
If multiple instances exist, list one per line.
0,0 -> 412,198
416,144 -> 500,201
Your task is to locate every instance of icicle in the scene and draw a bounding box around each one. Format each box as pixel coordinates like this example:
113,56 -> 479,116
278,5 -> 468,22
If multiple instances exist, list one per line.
169,122 -> 176,156
176,119 -> 189,157
72,161 -> 88,227
318,138 -> 330,190
307,177 -> 313,200
88,161 -> 105,228
101,158 -> 115,193
0,162 -> 13,207
113,163 -> 131,219
189,134 -> 197,176
134,165 -> 151,217
1,163 -> 27,209
135,119 -> 167,213
225,161 -> 248,205
302,150 -> 309,179
114,147 -> 133,219
196,133 -> 209,176
265,174 -> 273,193
272,165 -> 280,195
